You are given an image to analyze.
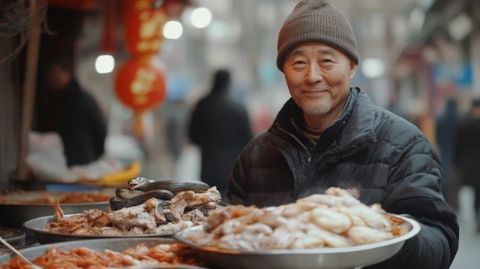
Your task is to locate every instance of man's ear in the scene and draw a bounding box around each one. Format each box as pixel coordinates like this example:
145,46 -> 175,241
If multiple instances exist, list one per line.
350,61 -> 358,79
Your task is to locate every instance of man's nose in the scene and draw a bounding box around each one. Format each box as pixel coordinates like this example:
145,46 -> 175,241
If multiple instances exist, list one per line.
306,63 -> 323,84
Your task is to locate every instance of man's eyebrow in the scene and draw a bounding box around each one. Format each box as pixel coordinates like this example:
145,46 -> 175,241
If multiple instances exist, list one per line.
288,49 -> 306,59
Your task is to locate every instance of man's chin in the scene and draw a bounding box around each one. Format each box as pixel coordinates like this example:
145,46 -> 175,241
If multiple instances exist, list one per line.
299,100 -> 331,116
302,106 -> 331,117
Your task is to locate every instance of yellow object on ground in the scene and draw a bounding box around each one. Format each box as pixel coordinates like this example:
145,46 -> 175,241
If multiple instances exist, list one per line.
97,160 -> 141,187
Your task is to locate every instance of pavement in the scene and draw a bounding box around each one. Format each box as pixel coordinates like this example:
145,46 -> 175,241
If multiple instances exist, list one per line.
451,186 -> 480,269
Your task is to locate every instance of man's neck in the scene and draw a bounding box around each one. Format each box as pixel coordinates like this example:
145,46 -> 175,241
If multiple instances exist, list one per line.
303,98 -> 348,133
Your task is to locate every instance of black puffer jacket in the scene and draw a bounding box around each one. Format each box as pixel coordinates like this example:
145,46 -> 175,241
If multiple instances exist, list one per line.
227,88 -> 458,269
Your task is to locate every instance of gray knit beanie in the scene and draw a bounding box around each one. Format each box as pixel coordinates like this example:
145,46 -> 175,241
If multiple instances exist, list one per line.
277,0 -> 359,71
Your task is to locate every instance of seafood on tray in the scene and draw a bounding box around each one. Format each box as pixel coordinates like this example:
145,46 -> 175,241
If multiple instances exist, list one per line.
47,180 -> 222,236
109,178 -> 211,210
185,187 -> 411,251
1,243 -> 197,269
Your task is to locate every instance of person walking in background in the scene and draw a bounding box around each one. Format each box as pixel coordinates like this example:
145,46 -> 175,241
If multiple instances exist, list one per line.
435,98 -> 458,204
36,56 -> 107,166
165,99 -> 189,163
454,98 -> 480,233
227,1 -> 458,268
188,69 -> 253,195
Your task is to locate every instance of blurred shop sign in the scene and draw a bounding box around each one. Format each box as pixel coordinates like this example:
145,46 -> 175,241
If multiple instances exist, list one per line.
124,0 -> 166,56
432,63 -> 473,89
166,73 -> 191,101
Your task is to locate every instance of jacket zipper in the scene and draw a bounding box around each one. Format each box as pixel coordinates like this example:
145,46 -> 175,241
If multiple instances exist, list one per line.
274,125 -> 312,163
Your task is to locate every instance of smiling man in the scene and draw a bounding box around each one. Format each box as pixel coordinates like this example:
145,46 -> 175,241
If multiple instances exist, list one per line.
227,0 -> 458,268
283,43 -> 356,133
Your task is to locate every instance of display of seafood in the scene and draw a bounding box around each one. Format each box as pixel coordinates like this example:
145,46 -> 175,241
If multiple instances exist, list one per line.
46,180 -> 222,236
0,243 -> 197,269
109,178 -> 212,210
185,187 -> 410,251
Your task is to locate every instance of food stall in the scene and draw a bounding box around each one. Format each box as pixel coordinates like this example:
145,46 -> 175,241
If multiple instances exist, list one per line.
0,1 -> 422,268
0,0 -> 178,253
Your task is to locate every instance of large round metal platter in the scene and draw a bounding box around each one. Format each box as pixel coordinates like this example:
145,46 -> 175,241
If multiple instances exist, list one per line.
175,214 -> 421,269
0,191 -> 110,228
0,238 -> 207,269
23,214 -> 174,244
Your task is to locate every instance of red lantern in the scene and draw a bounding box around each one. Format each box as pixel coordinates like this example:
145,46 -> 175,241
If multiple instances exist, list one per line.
124,0 -> 166,57
115,59 -> 166,112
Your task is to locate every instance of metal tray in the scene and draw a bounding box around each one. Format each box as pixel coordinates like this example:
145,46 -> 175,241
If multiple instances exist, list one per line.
175,215 -> 421,269
23,214 -> 175,244
0,191 -> 110,228
0,227 -> 26,254
0,238 -> 207,269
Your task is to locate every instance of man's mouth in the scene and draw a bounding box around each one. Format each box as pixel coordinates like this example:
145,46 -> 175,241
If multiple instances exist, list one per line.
302,89 -> 328,97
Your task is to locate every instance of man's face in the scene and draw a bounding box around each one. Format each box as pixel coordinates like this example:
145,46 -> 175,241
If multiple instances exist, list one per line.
283,43 -> 357,119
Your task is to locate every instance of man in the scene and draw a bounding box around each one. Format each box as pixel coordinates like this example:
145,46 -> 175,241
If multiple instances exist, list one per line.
227,1 -> 458,268
436,98 -> 458,203
189,69 -> 252,195
36,56 -> 107,166
454,98 -> 480,233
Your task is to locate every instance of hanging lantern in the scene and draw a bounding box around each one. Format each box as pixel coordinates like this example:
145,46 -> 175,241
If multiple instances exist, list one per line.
124,0 -> 166,57
115,58 -> 166,112
115,58 -> 166,138
117,0 -> 192,138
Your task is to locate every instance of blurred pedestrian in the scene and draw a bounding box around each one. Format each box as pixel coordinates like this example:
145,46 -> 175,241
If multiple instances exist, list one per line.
165,99 -> 189,162
454,98 -> 480,233
188,69 -> 253,195
227,1 -> 458,268
435,98 -> 458,201
36,56 -> 107,166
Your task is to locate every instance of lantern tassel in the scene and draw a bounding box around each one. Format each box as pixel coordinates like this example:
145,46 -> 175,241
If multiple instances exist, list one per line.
133,112 -> 144,139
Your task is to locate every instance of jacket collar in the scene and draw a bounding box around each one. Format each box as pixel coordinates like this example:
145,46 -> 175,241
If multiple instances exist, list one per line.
337,88 -> 378,148
272,87 -> 378,149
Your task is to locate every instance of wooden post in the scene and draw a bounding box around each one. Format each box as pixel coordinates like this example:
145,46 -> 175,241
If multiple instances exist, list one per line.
16,0 -> 42,180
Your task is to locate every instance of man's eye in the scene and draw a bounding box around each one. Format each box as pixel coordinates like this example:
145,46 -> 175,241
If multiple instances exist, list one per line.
293,60 -> 306,65
321,59 -> 333,63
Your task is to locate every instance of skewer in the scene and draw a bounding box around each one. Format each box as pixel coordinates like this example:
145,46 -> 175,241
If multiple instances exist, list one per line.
0,236 -> 42,269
